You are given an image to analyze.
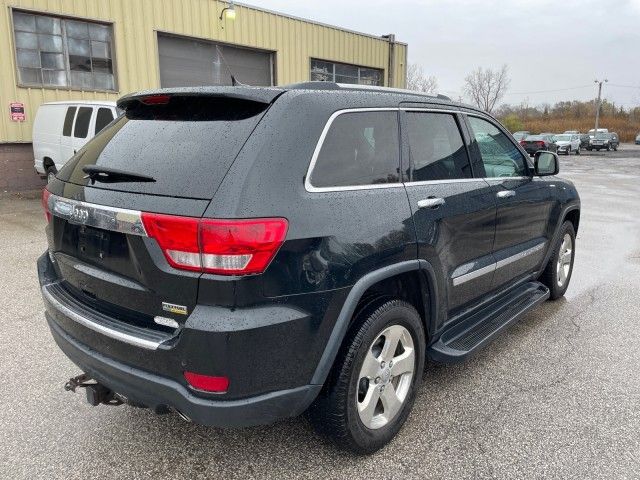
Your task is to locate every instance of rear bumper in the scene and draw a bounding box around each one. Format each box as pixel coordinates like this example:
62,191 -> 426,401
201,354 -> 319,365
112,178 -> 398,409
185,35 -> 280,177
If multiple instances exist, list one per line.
47,314 -> 320,426
37,252 -> 334,426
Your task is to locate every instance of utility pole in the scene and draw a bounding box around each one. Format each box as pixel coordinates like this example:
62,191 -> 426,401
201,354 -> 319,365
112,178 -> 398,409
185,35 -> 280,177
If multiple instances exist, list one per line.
594,79 -> 608,132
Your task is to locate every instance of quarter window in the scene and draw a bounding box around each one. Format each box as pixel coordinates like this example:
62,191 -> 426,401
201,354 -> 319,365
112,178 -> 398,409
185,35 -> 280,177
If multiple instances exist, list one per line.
405,112 -> 472,181
12,10 -> 115,91
310,111 -> 400,188
467,116 -> 527,178
73,107 -> 92,138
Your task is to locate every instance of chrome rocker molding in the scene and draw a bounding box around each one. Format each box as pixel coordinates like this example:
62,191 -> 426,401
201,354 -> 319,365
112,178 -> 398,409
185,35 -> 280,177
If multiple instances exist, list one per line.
452,243 -> 546,286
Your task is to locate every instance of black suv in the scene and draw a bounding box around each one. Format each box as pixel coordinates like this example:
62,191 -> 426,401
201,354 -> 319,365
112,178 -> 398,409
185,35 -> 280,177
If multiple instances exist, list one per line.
39,83 -> 580,454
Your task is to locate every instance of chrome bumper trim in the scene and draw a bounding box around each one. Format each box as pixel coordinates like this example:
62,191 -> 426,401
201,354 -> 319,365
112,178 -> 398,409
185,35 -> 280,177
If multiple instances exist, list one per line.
42,284 -> 161,350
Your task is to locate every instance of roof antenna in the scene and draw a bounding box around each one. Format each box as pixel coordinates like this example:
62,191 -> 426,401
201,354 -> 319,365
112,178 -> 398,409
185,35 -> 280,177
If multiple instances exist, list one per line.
215,45 -> 245,86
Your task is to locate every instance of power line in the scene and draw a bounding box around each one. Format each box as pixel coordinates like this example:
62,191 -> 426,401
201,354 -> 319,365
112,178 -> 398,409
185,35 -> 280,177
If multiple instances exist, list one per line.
505,85 -> 593,95
608,83 -> 640,89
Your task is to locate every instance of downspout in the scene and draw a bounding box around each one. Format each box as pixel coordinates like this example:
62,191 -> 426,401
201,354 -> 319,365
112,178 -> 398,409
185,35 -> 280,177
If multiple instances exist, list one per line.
383,33 -> 396,87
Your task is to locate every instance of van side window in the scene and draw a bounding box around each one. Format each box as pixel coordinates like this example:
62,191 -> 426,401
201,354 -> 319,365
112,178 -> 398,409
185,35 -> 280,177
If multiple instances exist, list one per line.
405,112 -> 472,181
73,107 -> 93,138
467,116 -> 527,178
95,108 -> 114,134
310,111 -> 400,188
62,107 -> 77,137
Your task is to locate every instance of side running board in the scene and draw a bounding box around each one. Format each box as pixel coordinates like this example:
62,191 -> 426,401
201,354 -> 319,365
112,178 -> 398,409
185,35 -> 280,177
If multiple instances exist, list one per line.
428,281 -> 550,363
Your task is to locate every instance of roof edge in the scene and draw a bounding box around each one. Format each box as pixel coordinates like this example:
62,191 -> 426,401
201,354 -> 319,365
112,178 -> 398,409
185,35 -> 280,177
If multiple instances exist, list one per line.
234,1 -> 407,45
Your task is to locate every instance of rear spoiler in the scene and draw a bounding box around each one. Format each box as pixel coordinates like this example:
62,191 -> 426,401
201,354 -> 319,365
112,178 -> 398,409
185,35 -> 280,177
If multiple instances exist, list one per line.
117,86 -> 285,110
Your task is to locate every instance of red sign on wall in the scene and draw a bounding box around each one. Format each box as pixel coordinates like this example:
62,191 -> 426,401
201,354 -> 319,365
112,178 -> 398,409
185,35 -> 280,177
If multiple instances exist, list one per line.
10,102 -> 25,122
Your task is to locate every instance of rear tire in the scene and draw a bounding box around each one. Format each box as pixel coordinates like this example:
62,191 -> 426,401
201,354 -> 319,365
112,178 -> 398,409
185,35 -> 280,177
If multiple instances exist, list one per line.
307,299 -> 426,454
540,221 -> 576,300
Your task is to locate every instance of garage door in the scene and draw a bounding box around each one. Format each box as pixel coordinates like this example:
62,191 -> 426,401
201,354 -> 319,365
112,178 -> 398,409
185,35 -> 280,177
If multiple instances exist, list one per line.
158,33 -> 274,87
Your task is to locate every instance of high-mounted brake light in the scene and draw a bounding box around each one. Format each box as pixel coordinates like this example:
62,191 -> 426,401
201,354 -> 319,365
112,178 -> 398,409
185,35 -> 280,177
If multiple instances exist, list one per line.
41,188 -> 51,222
184,371 -> 229,393
139,94 -> 171,105
141,213 -> 288,275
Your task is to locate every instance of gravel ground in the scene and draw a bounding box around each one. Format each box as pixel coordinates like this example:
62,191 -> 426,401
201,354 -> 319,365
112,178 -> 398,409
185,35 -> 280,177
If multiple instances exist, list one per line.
1,145 -> 639,479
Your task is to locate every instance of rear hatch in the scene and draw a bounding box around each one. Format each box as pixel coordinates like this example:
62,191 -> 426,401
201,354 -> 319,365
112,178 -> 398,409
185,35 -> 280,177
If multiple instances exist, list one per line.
46,88 -> 282,328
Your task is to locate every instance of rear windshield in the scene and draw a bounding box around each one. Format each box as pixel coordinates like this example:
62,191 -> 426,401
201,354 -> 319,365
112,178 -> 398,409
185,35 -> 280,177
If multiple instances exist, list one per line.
57,97 -> 269,199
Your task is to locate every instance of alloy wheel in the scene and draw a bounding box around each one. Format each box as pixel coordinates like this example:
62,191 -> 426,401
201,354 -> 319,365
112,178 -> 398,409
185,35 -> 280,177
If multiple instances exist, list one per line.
556,233 -> 573,287
356,325 -> 415,430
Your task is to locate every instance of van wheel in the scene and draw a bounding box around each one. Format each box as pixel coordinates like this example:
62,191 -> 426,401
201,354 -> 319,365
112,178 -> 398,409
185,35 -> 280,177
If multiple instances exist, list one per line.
540,221 -> 576,300
45,165 -> 57,183
307,299 -> 425,454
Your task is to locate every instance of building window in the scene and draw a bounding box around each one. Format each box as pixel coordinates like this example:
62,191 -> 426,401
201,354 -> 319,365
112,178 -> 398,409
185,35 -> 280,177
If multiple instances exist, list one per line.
12,10 -> 116,91
310,59 -> 383,86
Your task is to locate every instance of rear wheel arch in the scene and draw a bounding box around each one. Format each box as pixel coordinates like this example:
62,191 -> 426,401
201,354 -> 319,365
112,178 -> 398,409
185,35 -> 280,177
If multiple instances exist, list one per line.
310,260 -> 437,387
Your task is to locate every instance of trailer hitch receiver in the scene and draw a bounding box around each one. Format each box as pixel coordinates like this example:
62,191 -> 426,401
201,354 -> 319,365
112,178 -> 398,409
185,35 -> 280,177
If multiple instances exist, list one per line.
64,373 -> 123,406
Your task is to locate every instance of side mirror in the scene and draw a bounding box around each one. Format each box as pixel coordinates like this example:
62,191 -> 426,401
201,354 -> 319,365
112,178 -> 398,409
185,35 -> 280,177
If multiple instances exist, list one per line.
534,151 -> 559,176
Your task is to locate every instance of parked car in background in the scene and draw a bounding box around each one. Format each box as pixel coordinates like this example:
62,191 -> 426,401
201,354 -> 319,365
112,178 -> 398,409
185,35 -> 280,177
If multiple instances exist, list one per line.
608,132 -> 619,151
588,128 -> 608,137
33,101 -> 119,182
38,83 -> 580,454
512,130 -> 530,141
578,133 -> 590,149
520,134 -> 558,156
636,133 -> 640,145
588,132 -> 615,151
553,134 -> 581,155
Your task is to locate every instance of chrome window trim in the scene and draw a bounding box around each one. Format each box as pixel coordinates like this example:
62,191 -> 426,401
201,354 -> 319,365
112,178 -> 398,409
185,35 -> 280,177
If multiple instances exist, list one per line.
47,193 -> 148,237
304,108 -> 402,193
484,176 -> 531,182
42,285 -> 162,350
404,178 -> 484,187
303,107 -> 532,193
452,242 -> 546,286
305,107 -> 476,193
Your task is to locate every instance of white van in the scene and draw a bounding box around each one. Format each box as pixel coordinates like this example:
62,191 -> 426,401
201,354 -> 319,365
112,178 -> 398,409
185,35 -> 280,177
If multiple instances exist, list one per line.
33,101 -> 119,181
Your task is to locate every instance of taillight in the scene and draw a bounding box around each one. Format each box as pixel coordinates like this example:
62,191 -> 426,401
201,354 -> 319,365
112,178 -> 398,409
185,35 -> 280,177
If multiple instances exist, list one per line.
41,188 -> 51,222
537,141 -> 545,146
141,213 -> 288,275
183,371 -> 229,393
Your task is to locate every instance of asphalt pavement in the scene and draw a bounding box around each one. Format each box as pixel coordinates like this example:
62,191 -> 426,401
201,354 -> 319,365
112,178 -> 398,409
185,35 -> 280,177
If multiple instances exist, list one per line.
1,145 -> 639,479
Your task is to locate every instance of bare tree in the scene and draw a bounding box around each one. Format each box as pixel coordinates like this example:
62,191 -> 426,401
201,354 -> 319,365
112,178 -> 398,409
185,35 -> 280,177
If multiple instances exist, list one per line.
406,63 -> 438,94
463,65 -> 510,113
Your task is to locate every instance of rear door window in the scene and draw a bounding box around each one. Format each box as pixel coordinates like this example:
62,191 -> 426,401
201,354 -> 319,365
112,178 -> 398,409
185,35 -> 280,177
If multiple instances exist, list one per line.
467,116 -> 527,178
310,111 -> 400,188
404,112 -> 472,181
62,106 -> 77,137
73,107 -> 93,138
94,107 -> 114,134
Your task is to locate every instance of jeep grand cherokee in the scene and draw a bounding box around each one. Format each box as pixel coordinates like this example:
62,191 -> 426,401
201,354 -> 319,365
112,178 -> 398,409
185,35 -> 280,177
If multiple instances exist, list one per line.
39,82 -> 580,454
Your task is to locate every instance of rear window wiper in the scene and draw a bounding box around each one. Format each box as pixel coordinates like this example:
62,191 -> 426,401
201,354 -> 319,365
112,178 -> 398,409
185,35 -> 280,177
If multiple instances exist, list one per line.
82,165 -> 156,184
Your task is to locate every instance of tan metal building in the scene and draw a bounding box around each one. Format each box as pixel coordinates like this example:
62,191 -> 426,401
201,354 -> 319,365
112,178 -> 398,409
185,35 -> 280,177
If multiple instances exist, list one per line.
0,0 -> 407,191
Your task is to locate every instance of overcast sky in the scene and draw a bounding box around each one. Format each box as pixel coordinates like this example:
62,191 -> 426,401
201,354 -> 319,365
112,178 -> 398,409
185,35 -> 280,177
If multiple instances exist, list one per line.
255,0 -> 640,108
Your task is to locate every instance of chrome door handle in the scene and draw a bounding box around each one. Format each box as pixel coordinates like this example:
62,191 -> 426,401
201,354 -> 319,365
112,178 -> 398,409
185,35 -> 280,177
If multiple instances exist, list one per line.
417,197 -> 445,209
497,190 -> 516,198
